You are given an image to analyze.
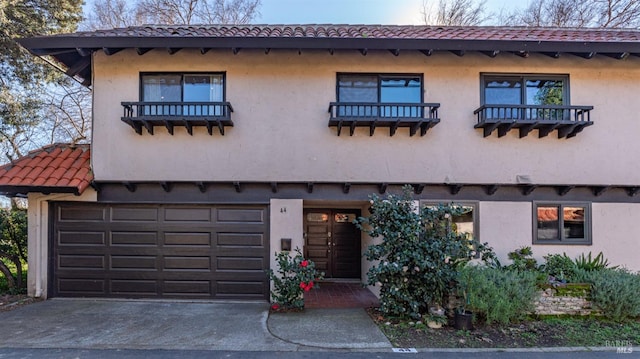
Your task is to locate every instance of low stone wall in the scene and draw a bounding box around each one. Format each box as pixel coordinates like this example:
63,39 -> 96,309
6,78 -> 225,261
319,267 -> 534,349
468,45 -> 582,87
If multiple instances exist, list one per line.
534,287 -> 594,316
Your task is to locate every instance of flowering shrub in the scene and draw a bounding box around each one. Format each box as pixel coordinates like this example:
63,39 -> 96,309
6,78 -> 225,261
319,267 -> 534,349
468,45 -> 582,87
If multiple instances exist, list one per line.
355,186 -> 492,319
267,248 -> 324,311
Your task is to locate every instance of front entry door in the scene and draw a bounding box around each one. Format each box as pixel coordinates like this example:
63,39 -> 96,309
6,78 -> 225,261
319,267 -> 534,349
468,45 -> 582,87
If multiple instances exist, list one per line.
304,209 -> 361,279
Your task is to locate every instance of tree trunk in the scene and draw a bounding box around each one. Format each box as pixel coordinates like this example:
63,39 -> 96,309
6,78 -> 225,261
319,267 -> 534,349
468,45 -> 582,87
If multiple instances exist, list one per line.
0,260 -> 16,290
12,259 -> 23,289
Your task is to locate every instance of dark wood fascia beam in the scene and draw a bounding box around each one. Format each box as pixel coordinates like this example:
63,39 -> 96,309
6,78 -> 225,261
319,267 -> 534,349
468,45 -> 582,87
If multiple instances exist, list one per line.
343,182 -> 351,194
449,184 -> 463,195
413,183 -> 425,194
298,49 -> 302,55
420,49 -> 433,57
591,185 -> 610,196
200,48 -> 210,54
233,181 -> 242,193
232,47 -> 241,54
102,47 -> 123,56
123,182 -> 137,192
328,48 -> 334,55
379,183 -> 388,194
160,182 -> 172,192
359,48 -> 368,56
513,51 -> 529,58
520,184 -> 537,195
625,186 -> 640,197
271,182 -> 278,193
264,48 -> 271,54
450,50 -> 465,57
485,184 -> 499,195
307,182 -> 314,193
136,48 -> 153,55
572,52 -> 596,59
388,49 -> 400,56
167,48 -> 181,55
556,185 -> 574,196
196,182 -> 207,193
481,50 -> 500,58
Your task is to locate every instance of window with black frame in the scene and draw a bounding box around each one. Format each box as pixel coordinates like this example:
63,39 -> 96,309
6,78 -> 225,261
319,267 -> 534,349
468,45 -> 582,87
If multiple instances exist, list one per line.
141,73 -> 224,116
337,74 -> 422,117
534,203 -> 591,244
482,75 -> 567,120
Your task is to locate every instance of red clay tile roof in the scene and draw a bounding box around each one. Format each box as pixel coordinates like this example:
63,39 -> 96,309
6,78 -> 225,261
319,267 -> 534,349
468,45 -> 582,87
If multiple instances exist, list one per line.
0,143 -> 92,196
537,207 -> 585,222
39,25 -> 640,42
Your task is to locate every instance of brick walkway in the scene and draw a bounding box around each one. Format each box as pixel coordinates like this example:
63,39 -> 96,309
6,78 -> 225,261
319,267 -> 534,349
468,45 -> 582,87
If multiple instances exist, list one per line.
304,281 -> 379,309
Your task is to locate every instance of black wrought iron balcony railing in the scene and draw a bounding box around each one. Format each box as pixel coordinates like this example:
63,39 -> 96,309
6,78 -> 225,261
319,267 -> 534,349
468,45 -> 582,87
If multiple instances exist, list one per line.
328,102 -> 441,136
474,104 -> 593,139
121,101 -> 234,135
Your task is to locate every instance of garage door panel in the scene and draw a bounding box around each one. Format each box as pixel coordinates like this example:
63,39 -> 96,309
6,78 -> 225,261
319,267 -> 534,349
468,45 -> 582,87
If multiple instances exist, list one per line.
217,233 -> 264,246
164,232 -> 211,246
110,256 -> 158,270
58,278 -> 105,294
164,208 -> 212,222
111,207 -> 158,222
111,280 -> 157,295
58,231 -> 105,246
53,203 -> 269,300
111,232 -> 158,246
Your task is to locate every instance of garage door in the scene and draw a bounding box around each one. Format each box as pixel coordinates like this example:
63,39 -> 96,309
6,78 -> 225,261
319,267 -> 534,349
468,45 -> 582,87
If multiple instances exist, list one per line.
52,203 -> 269,300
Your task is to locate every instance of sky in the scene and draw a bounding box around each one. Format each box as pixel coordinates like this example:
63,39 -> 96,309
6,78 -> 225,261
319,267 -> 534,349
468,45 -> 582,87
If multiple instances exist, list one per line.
255,0 -> 528,25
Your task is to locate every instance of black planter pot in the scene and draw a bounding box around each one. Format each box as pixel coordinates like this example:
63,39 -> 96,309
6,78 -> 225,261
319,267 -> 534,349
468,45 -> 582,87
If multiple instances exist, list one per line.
454,310 -> 473,330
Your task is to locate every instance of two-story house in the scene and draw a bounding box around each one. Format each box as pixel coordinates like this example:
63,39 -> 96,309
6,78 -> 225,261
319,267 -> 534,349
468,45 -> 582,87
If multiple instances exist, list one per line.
5,25 -> 640,301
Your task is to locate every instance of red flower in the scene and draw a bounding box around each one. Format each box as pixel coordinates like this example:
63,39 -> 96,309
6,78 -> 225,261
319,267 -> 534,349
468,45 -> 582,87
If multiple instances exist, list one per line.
300,260 -> 309,268
300,282 -> 307,289
271,303 -> 280,310
308,281 -> 314,289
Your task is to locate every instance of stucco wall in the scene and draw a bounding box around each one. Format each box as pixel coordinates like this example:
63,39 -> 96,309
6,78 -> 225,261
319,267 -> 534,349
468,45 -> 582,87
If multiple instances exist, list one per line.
27,190 -> 98,298
91,49 -> 640,185
479,201 -> 640,272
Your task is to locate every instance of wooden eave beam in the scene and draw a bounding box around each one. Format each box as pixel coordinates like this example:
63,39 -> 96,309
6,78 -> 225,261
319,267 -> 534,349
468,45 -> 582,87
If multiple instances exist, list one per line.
481,50 -> 500,58
167,48 -> 181,55
625,186 -> 640,197
160,181 -> 172,192
307,182 -> 314,193
264,48 -> 271,54
233,181 -> 242,192
513,51 -> 529,58
520,184 -> 537,195
123,182 -> 137,192
102,47 -> 123,56
542,52 -> 561,59
196,182 -> 207,193
591,186 -> 610,196
379,183 -> 388,194
343,182 -> 351,194
449,184 -> 463,195
200,48 -> 210,54
572,52 -> 596,59
450,50 -> 465,57
413,184 -> 425,194
601,52 -> 629,60
420,49 -> 433,57
271,182 -> 278,193
65,57 -> 91,77
76,48 -> 92,57
388,49 -> 400,56
485,184 -> 499,195
359,48 -> 368,56
232,47 -> 241,54
136,48 -> 152,55
556,185 -> 574,196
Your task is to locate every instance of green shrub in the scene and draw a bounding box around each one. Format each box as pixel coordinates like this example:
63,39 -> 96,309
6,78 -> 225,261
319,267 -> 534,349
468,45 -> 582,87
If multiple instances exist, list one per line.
572,268 -> 640,322
574,251 -> 617,272
266,248 -> 324,311
506,246 -> 538,272
355,186 -> 486,319
542,253 -> 577,282
458,265 -> 538,325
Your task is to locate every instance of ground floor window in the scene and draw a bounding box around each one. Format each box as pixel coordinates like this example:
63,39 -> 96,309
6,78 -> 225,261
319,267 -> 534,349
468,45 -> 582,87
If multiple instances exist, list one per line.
534,203 -> 591,244
422,201 -> 478,246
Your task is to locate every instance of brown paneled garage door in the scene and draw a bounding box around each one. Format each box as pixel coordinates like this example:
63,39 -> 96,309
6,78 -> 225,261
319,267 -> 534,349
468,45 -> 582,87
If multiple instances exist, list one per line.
51,203 -> 269,300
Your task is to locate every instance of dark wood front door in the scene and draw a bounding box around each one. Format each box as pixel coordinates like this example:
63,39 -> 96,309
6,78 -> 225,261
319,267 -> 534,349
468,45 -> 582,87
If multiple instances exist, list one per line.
304,209 -> 361,279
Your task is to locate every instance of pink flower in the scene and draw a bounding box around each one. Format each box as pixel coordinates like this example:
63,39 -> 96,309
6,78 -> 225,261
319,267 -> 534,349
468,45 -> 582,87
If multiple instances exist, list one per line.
271,303 -> 280,310
300,282 -> 307,289
300,260 -> 309,268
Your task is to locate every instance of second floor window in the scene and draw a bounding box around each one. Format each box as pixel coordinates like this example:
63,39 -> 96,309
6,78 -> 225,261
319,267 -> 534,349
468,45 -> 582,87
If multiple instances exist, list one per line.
337,74 -> 422,117
141,73 -> 224,115
483,75 -> 567,106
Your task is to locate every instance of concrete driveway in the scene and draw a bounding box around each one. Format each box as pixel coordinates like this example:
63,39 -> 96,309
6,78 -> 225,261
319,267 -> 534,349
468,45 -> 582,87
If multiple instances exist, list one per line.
0,299 -> 391,351
0,299 -> 296,351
